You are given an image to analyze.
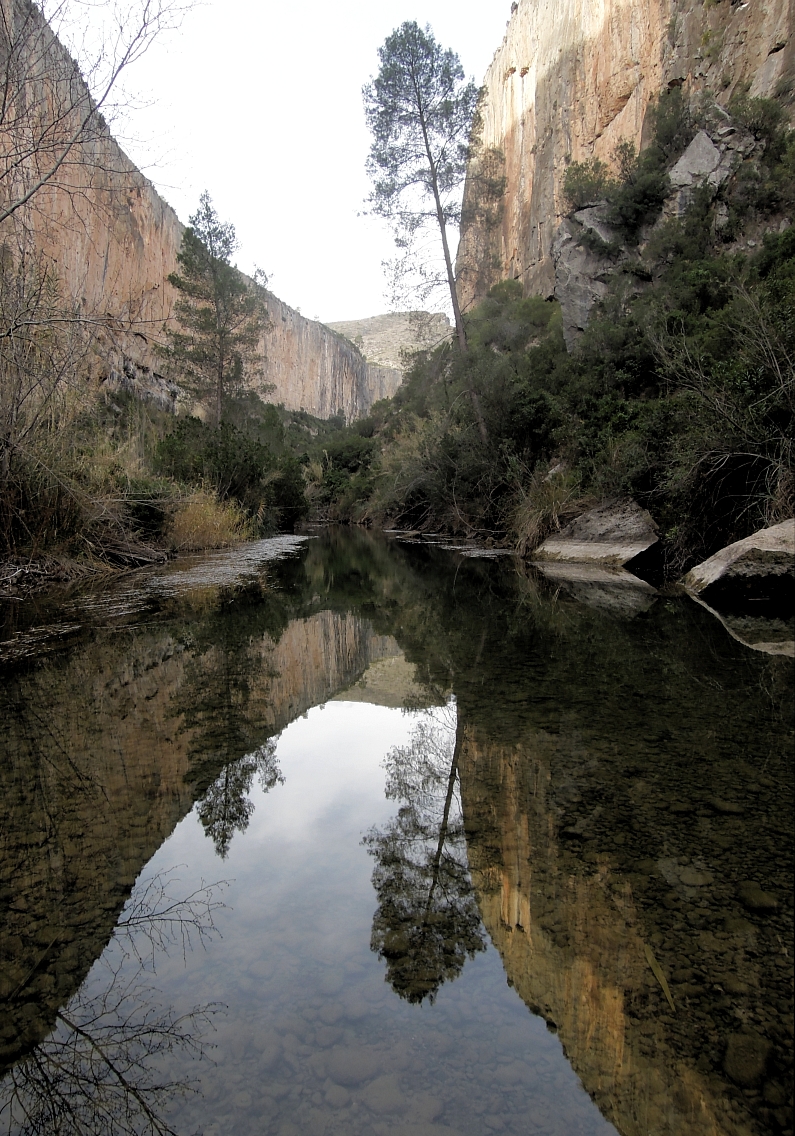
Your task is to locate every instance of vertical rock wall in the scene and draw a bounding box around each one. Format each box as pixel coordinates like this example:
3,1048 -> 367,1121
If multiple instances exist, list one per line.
456,0 -> 794,310
264,294 -> 402,420
1,0 -> 401,420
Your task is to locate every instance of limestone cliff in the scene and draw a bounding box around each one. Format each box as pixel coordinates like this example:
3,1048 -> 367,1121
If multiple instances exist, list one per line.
456,0 -> 793,311
328,312 -> 452,371
1,0 -> 401,421
264,295 -> 402,420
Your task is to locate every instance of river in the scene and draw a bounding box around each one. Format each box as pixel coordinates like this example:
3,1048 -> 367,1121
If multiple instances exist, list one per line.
0,528 -> 792,1136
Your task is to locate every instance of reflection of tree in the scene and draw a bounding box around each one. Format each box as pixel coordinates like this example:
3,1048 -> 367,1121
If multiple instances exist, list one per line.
196,740 -> 283,858
364,703 -> 486,1004
0,870 -> 226,1136
167,587 -> 289,858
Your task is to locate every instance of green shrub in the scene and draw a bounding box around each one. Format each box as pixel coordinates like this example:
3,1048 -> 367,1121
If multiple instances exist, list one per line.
156,418 -> 308,530
729,93 -> 788,152
562,159 -> 616,212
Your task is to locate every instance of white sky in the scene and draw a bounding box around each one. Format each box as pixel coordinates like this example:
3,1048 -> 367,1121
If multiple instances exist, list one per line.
110,0 -> 513,323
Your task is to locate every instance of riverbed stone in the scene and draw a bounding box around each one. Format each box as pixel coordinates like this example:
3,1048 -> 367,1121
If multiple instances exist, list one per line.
324,1083 -> 350,1108
679,867 -> 713,886
724,1031 -> 772,1086
737,881 -> 778,911
388,1126 -> 463,1136
325,1045 -> 385,1085
360,1073 -> 409,1114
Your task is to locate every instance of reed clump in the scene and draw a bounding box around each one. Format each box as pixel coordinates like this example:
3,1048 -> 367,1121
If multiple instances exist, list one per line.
165,490 -> 255,552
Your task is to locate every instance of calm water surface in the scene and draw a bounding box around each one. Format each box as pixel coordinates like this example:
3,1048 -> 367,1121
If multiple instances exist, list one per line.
0,529 -> 792,1136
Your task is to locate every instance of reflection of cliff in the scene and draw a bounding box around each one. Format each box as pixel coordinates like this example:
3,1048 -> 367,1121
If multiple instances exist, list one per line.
459,722 -> 792,1136
0,607 -> 400,1070
457,0 -> 792,308
2,1 -> 400,420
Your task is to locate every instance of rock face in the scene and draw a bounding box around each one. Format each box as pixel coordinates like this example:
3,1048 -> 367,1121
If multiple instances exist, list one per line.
2,0 -> 400,421
683,519 -> 795,594
264,294 -> 403,420
533,499 -> 659,567
327,312 -> 452,371
456,0 -> 793,317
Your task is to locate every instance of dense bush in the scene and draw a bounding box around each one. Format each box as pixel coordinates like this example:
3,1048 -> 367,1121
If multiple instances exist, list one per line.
562,159 -> 616,212
156,417 -> 308,531
318,185 -> 793,569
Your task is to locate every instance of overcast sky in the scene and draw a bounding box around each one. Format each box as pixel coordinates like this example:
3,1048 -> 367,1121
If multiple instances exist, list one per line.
112,0 -> 512,323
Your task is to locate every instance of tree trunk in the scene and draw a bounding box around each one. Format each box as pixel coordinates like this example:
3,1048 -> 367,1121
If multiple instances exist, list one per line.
424,725 -> 463,917
421,122 -> 489,445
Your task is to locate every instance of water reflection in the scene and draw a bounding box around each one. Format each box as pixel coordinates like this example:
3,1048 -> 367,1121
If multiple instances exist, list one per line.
0,870 -> 225,1136
365,703 -> 486,1004
0,528 -> 791,1136
196,741 -> 283,858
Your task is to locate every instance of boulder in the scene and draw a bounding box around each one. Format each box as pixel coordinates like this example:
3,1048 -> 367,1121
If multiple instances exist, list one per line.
665,129 -> 742,218
668,130 -> 722,188
533,499 -> 659,568
683,520 -> 794,595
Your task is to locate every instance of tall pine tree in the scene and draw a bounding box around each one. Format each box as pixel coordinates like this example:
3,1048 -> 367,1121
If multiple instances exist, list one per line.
166,193 -> 269,425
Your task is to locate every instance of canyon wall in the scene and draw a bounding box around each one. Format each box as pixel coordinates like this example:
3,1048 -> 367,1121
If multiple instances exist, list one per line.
1,0 -> 400,420
264,295 -> 401,420
456,0 -> 794,310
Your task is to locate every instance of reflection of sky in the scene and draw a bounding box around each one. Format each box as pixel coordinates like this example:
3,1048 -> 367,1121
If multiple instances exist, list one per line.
129,702 -> 616,1136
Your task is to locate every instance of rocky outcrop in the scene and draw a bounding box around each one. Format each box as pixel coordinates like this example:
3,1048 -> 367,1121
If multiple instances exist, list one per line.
550,118 -> 759,343
327,312 -> 452,371
2,0 -> 400,421
683,518 -> 795,595
533,499 -> 659,568
456,0 -> 793,318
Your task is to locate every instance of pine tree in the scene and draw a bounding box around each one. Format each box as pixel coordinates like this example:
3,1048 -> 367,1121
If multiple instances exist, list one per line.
165,193 -> 269,425
364,22 -> 489,441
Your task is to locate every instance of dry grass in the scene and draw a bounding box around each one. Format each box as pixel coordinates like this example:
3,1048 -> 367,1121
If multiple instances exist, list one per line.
166,491 -> 255,552
511,464 -> 591,557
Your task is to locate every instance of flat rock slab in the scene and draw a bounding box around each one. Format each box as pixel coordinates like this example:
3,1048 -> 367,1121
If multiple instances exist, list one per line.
534,499 -> 658,567
683,519 -> 794,593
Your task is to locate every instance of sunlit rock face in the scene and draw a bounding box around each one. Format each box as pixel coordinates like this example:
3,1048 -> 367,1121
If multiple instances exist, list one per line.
328,312 -> 453,371
0,607 -> 399,1069
2,0 -> 400,421
458,721 -> 792,1136
456,0 -> 792,310
264,295 -> 402,420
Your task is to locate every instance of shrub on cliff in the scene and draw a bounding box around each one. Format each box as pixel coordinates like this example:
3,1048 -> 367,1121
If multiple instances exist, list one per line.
563,88 -> 693,235
562,159 -> 616,212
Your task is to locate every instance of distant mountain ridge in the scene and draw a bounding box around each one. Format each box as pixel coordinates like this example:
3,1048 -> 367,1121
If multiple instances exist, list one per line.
328,312 -> 452,372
